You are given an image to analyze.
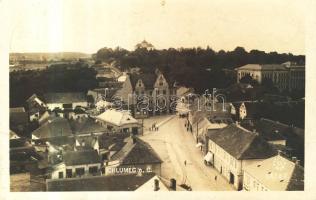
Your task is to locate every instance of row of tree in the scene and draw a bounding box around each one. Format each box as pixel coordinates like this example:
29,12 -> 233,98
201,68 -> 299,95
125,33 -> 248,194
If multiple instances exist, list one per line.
94,46 -> 304,93
10,65 -> 98,107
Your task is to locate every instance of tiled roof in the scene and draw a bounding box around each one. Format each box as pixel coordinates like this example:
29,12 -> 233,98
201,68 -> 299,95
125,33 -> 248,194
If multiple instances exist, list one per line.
286,164 -> 304,191
47,173 -> 156,191
207,124 -> 276,160
32,117 -> 73,139
96,109 -> 139,126
111,137 -> 162,165
240,119 -> 284,141
63,150 -> 100,166
130,73 -> 157,90
98,133 -> 129,150
245,155 -> 304,191
69,117 -> 107,135
43,92 -> 87,104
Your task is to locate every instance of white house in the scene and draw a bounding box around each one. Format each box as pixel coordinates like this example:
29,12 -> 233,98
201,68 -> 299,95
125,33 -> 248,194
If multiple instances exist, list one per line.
96,109 -> 141,134
206,124 -> 276,190
43,92 -> 88,111
243,154 -> 304,191
51,150 -> 101,179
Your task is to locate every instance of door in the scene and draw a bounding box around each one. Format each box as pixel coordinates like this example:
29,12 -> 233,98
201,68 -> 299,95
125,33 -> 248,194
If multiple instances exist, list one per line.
229,172 -> 235,184
132,127 -> 138,135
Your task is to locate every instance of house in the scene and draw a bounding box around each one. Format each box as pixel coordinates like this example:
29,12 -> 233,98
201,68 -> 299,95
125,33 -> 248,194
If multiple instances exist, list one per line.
240,118 -> 304,165
107,137 -> 162,176
69,116 -> 107,136
187,99 -> 232,141
205,124 -> 276,190
98,133 -> 130,161
198,115 -> 233,153
43,92 -> 88,111
10,138 -> 43,174
46,173 -> 158,191
235,62 -> 305,91
10,107 -> 29,135
240,118 -> 287,146
231,102 -> 259,121
31,117 -> 73,140
96,109 -> 141,135
243,154 -> 304,191
50,150 -> 101,179
129,69 -> 177,117
26,94 -> 47,122
74,136 -> 99,153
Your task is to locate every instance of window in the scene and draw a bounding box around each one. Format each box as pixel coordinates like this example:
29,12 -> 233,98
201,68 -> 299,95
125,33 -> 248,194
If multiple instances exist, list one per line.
66,169 -> 72,178
163,90 -> 166,95
89,166 -> 98,175
58,171 -> 64,179
75,168 -> 85,177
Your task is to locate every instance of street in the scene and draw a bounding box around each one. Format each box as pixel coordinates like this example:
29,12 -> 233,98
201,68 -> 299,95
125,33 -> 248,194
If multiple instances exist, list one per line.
140,114 -> 234,191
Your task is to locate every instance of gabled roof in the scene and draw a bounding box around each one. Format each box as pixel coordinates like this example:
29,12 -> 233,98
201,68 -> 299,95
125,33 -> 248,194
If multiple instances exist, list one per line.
10,107 -> 28,125
245,155 -> 304,191
207,124 -> 276,160
96,109 -> 139,126
63,150 -> 100,166
43,92 -> 87,104
129,73 -> 157,90
111,137 -> 162,165
236,64 -> 288,71
47,173 -> 156,191
69,117 -> 107,135
98,133 -> 129,150
75,136 -> 99,149
32,117 -> 72,139
240,118 -> 286,141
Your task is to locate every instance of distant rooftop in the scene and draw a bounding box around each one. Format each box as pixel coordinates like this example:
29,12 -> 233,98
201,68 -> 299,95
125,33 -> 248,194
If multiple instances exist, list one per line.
43,92 -> 87,104
47,173 -> 156,191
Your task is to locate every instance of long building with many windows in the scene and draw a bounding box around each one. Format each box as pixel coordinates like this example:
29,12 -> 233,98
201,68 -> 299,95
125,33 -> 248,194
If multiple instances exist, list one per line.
236,62 -> 305,91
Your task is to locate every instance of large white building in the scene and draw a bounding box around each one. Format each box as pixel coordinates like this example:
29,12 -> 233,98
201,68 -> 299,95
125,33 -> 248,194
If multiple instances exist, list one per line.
205,124 -> 276,190
236,62 -> 305,91
95,109 -> 141,134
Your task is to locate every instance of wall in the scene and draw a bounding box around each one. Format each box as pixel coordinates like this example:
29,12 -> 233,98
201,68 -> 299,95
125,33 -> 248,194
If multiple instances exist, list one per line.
51,163 -> 101,179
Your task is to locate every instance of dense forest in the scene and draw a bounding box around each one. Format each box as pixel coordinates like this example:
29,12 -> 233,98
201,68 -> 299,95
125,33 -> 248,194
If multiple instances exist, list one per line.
94,46 -> 305,92
10,62 -> 98,107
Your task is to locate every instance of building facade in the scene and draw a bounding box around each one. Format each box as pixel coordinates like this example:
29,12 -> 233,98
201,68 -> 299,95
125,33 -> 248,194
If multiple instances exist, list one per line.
236,62 -> 305,91
130,69 -> 176,117
206,124 -> 276,190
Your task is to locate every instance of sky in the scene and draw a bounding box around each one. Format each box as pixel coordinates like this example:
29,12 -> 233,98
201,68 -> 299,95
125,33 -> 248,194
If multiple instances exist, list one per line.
8,0 -> 305,54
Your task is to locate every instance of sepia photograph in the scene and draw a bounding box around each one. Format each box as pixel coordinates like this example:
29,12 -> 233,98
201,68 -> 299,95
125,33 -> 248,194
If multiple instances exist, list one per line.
2,0 -> 315,197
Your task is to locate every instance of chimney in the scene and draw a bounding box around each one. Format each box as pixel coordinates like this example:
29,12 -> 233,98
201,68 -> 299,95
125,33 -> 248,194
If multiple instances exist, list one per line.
277,150 -> 282,156
296,160 -> 300,166
154,179 -> 160,191
170,178 -> 176,191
